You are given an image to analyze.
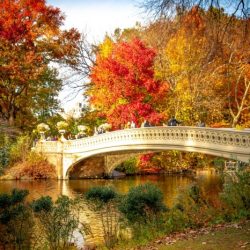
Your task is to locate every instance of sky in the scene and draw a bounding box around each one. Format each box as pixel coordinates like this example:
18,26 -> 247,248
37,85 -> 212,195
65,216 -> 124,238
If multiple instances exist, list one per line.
47,0 -> 144,111
48,0 -> 143,42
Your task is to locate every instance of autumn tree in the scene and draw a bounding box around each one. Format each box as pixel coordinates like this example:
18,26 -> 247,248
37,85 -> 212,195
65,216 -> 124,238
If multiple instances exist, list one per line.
144,6 -> 249,127
90,38 -> 168,129
0,0 -> 80,127
140,0 -> 249,19
221,17 -> 250,127
154,8 -> 222,124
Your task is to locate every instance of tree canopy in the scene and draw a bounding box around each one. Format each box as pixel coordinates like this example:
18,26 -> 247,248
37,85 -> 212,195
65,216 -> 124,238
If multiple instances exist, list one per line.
90,38 -> 169,129
0,0 -> 80,127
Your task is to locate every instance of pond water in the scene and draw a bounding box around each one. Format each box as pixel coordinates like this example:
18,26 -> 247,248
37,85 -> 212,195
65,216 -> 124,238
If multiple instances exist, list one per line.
0,170 -> 222,206
0,170 -> 223,247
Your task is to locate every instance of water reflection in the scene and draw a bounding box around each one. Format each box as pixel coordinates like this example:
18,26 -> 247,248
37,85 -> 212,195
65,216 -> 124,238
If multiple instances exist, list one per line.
0,172 -> 223,246
0,172 -> 222,207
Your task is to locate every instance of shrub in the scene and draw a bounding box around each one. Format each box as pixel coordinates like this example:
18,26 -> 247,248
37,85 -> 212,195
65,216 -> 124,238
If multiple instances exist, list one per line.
0,135 -> 12,174
173,184 -> 215,228
220,171 -> 250,219
119,183 -> 167,224
118,183 -> 167,243
0,189 -> 34,249
85,186 -> 120,248
32,196 -> 53,213
138,153 -> 162,173
9,135 -> 31,164
20,151 -> 56,179
213,157 -> 226,172
85,186 -> 117,205
164,208 -> 189,233
0,146 -> 10,174
32,195 -> 84,250
116,157 -> 138,175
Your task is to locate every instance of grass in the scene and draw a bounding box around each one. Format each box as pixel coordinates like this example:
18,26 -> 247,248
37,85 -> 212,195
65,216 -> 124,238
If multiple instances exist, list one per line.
158,221 -> 250,250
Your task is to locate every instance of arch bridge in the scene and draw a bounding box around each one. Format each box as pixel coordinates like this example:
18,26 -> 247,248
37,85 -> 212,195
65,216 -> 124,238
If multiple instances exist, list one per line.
34,126 -> 250,179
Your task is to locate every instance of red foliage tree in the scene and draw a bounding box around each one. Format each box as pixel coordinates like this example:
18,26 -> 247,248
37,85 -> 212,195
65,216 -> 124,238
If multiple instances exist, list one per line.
90,38 -> 168,129
138,153 -> 161,174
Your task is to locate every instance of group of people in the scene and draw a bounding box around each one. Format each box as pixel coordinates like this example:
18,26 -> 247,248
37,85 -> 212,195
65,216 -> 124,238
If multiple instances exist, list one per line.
94,127 -> 106,135
123,117 -> 182,129
41,116 -> 206,142
124,121 -> 136,129
123,120 -> 152,129
164,117 -> 205,127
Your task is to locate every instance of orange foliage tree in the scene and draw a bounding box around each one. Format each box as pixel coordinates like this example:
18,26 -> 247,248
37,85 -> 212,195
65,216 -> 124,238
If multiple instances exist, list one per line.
0,0 -> 80,126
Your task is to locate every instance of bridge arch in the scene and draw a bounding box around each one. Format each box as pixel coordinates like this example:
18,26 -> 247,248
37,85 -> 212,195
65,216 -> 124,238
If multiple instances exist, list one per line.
66,152 -> 143,178
34,127 -> 250,179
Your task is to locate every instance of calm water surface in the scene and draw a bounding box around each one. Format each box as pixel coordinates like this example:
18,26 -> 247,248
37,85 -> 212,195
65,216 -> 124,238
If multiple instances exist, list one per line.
0,170 -> 222,207
0,170 -> 223,246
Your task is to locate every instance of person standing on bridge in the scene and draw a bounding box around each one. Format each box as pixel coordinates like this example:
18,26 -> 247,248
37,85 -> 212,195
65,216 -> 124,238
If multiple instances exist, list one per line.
168,116 -> 181,126
197,121 -> 205,127
144,120 -> 151,127
131,121 -> 136,128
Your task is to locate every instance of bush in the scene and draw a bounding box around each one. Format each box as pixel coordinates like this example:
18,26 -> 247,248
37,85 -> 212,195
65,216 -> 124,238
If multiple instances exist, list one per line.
0,135 -> 11,174
0,189 -> 34,249
0,146 -> 10,174
32,195 -> 84,250
85,186 -> 120,248
85,186 -> 118,205
32,196 -> 53,213
213,157 -> 225,172
164,208 -> 189,233
19,151 -> 56,179
220,171 -> 250,219
116,157 -> 138,175
173,184 -> 216,228
119,183 -> 167,224
9,135 -> 31,164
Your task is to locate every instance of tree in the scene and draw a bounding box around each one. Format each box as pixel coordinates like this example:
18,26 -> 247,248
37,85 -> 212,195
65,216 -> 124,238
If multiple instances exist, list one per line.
0,0 -> 80,127
222,19 -> 250,127
90,38 -> 169,129
157,7 -> 225,125
148,6 -> 249,127
140,0 -> 249,20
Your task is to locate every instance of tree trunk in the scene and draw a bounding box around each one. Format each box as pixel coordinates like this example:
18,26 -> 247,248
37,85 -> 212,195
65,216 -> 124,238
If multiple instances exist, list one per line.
8,109 -> 15,126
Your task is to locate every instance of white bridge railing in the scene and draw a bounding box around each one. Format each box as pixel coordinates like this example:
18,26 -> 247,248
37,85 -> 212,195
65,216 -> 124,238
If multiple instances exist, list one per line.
35,126 -> 250,163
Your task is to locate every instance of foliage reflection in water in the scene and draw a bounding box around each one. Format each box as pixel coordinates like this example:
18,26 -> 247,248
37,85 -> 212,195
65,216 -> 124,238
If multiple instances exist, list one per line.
0,171 -> 223,247
0,171 -> 222,206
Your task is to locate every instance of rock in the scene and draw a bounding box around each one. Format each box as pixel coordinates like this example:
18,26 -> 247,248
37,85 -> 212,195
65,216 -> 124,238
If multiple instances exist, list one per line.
112,170 -> 126,178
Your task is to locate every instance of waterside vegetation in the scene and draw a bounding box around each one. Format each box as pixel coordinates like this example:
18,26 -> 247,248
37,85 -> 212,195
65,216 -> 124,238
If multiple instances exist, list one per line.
0,171 -> 249,249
